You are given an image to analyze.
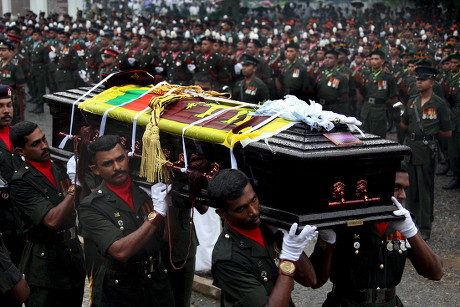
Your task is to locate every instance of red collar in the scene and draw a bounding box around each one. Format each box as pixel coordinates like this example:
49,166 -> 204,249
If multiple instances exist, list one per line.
27,160 -> 57,187
228,221 -> 265,248
106,175 -> 135,211
0,126 -> 12,152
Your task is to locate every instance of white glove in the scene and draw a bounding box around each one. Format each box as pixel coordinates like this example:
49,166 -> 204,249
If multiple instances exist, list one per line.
187,63 -> 196,72
49,51 -> 56,60
77,49 -> 85,57
66,155 -> 77,185
150,183 -> 171,217
234,62 -> 242,75
279,223 -> 318,261
78,70 -> 90,83
388,196 -> 418,238
85,41 -> 90,47
319,229 -> 336,244
154,66 -> 164,73
127,57 -> 135,66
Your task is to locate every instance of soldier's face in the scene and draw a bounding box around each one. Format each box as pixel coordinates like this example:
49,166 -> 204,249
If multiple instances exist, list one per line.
140,38 -> 150,49
316,50 -> 324,60
242,64 -> 256,77
416,78 -> 434,92
90,143 -> 129,186
16,128 -> 51,162
170,40 -> 180,52
450,59 -> 459,71
394,171 -> 409,203
32,33 -> 42,42
0,98 -> 13,128
86,32 -> 96,42
58,34 -> 69,44
324,54 -> 337,69
217,183 -> 261,230
370,55 -> 384,70
286,48 -> 298,62
0,48 -> 12,60
201,40 -> 212,53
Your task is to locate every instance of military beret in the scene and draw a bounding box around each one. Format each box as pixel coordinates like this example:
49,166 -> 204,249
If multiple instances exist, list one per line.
88,27 -> 99,35
415,66 -> 439,80
200,36 -> 215,43
241,54 -> 259,66
447,52 -> 460,61
369,49 -> 385,58
248,39 -> 262,48
325,49 -> 339,57
140,34 -> 153,41
0,84 -> 13,99
286,42 -> 300,50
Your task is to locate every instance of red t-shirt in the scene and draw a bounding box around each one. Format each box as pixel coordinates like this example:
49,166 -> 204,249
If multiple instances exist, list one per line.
27,160 -> 57,187
106,176 -> 135,211
228,221 -> 266,248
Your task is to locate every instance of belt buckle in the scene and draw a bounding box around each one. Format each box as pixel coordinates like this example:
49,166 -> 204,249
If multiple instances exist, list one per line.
368,97 -> 375,104
366,288 -> 386,304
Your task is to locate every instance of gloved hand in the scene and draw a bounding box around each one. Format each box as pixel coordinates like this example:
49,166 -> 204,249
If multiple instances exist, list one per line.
388,196 -> 418,238
234,62 -> 242,75
150,183 -> 171,217
154,66 -> 164,73
187,64 -> 196,72
77,49 -> 85,57
318,229 -> 336,244
66,155 -> 77,185
127,57 -> 135,66
85,41 -> 91,47
78,70 -> 90,83
49,51 -> 56,60
279,223 -> 318,261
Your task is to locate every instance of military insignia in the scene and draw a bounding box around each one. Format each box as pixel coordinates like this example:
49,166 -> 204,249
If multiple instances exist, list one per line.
118,220 -> 124,226
1,191 -> 9,199
293,68 -> 299,78
114,212 -> 120,217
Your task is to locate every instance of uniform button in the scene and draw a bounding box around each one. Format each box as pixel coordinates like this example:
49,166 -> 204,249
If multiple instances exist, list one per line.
41,252 -> 45,256
58,193 -> 62,196
25,166 -> 29,169
149,256 -> 153,260
381,240 -> 384,244
147,274 -> 151,278
136,216 -> 140,219
354,250 -> 359,254
115,279 -> 119,284
70,249 -> 72,252
11,153 -> 14,156
189,220 -> 192,225
98,190 -> 102,193
225,234 -> 230,239
263,277 -> 268,282
14,170 -> 17,173
398,250 -> 403,254
376,287 -> 380,290
120,226 -> 124,230
379,264 -> 384,269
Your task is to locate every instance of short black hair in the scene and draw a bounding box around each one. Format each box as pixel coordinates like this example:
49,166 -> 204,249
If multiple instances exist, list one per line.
207,169 -> 250,210
10,121 -> 38,148
192,72 -> 215,88
87,135 -> 121,165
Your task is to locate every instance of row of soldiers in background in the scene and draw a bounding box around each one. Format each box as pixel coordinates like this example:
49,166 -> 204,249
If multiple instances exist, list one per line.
0,13 -> 460,188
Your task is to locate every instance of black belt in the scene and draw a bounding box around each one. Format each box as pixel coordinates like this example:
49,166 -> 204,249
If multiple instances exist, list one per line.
106,255 -> 161,275
319,99 -> 343,105
367,97 -> 386,104
409,133 -> 435,141
333,285 -> 396,304
27,226 -> 77,243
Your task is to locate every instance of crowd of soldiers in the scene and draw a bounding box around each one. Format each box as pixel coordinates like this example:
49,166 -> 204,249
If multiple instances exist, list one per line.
0,3 -> 458,306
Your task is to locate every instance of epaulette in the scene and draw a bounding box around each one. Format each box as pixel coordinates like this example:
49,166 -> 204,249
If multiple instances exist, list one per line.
212,231 -> 235,262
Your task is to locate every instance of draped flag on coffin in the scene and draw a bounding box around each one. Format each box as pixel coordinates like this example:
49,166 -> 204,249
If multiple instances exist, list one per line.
78,85 -> 295,148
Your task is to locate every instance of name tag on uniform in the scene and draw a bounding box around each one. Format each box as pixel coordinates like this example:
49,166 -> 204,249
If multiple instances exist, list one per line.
293,68 -> 299,78
422,108 -> 437,119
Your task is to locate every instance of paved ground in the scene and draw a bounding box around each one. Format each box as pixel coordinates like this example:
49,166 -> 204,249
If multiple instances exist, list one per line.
25,103 -> 459,307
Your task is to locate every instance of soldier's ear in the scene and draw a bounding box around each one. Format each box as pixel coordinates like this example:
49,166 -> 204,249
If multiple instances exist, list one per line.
89,164 -> 100,175
15,147 -> 25,157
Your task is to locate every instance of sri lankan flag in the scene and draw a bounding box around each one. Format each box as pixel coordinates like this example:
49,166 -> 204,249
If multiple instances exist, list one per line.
78,85 -> 295,148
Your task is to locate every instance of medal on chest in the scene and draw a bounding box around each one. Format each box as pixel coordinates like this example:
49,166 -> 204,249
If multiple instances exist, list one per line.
353,233 -> 360,254
377,80 -> 387,90
245,86 -> 257,95
422,108 -> 437,119
292,68 -> 299,78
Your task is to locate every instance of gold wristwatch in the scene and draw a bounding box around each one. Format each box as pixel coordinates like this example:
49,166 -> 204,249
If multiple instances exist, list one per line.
279,260 -> 296,277
67,184 -> 76,196
147,211 -> 161,225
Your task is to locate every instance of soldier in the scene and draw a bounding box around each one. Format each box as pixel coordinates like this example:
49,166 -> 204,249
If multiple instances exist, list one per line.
208,169 -> 318,306
85,27 -> 103,83
311,163 -> 444,307
195,36 -> 231,91
0,85 -> 24,269
44,27 -> 59,94
99,48 -> 120,78
359,49 -> 398,138
232,54 -> 270,104
163,36 -> 195,85
9,121 -> 86,306
245,39 -> 274,98
443,54 -> 460,189
397,66 -> 452,240
78,135 -> 174,306
52,30 -> 83,91
134,34 -> 162,76
0,40 -> 25,123
28,29 -> 49,114
315,49 -> 349,115
276,42 -> 312,102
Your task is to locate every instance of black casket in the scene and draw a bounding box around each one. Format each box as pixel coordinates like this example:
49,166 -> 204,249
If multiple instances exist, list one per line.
44,85 -> 410,230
